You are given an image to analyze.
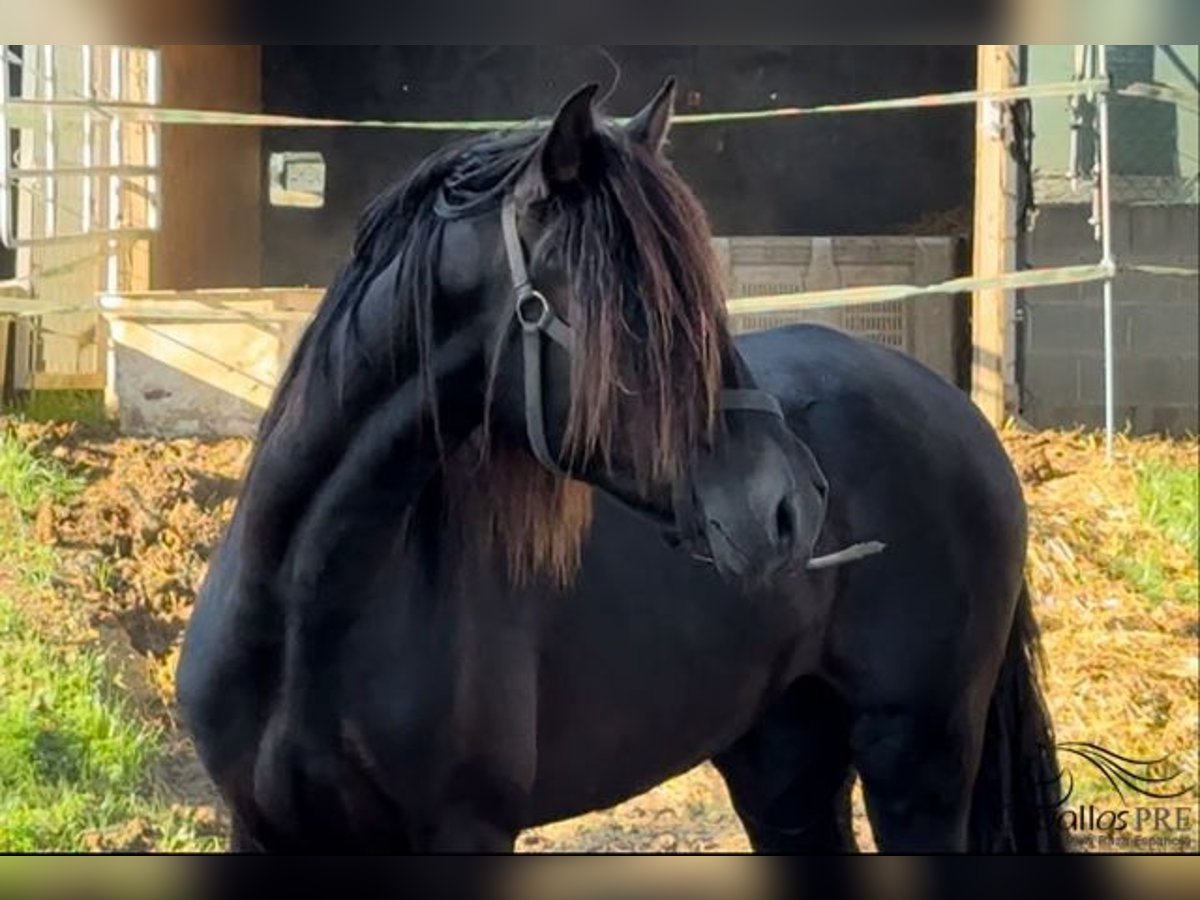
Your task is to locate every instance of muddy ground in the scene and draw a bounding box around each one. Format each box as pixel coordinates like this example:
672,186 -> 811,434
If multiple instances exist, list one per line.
7,419 -> 1197,852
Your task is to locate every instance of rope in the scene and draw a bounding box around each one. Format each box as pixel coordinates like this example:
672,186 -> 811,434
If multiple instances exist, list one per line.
0,261 -> 1130,320
2,80 -> 1111,132
725,264 -> 1115,317
1124,263 -> 1200,279
2,72 -> 1191,321
1117,82 -> 1199,115
3,262 -> 1192,322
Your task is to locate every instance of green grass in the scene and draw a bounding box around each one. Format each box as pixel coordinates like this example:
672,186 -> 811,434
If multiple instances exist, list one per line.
0,428 -> 82,517
5,390 -> 108,426
0,428 -> 219,852
0,428 -> 81,590
0,597 -> 155,851
1136,461 -> 1199,558
0,427 -> 83,590
1109,461 -> 1200,607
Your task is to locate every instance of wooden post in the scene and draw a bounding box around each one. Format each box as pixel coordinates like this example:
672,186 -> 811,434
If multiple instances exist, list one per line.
971,45 -> 1020,426
0,318 -> 9,402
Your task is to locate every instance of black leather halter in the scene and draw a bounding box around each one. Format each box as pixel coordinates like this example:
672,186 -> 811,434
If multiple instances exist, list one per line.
500,194 -> 786,475
500,194 -> 888,572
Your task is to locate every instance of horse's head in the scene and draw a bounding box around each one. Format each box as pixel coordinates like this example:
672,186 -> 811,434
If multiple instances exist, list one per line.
436,80 -> 827,583
257,79 -> 826,588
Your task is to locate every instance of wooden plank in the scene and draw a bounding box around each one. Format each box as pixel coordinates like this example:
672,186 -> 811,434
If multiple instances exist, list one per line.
98,287 -> 324,321
101,46 -> 157,415
30,371 -> 107,390
103,287 -> 324,302
971,45 -> 1019,425
0,279 -> 33,298
122,48 -> 153,295
22,46 -> 106,384
0,317 -> 10,401
12,46 -> 36,392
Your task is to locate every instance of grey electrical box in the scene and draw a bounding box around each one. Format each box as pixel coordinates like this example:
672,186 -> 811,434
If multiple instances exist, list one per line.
269,151 -> 326,208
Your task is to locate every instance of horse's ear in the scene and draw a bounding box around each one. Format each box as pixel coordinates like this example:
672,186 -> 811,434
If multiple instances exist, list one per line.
539,83 -> 600,189
625,77 -> 676,154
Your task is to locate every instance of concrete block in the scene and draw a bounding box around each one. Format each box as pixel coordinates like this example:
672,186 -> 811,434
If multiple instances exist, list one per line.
833,237 -> 916,266
1079,355 -> 1198,405
1126,301 -> 1200,357
1108,205 -> 1134,255
1025,403 -> 1125,431
1113,271 -> 1188,306
910,294 -> 956,382
836,264 -> 914,286
728,238 -> 811,266
1144,405 -> 1199,435
1023,353 -> 1082,409
1129,205 -> 1200,264
1024,298 -> 1103,353
105,289 -> 323,437
1026,283 -> 1087,305
913,238 -> 958,286
114,343 -> 266,438
1030,206 -> 1103,265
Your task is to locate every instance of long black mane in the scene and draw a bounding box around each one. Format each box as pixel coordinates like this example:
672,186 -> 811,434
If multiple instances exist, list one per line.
257,128 -> 538,445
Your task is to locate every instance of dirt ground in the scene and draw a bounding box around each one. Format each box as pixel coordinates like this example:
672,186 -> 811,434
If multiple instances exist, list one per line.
6,419 -> 1197,852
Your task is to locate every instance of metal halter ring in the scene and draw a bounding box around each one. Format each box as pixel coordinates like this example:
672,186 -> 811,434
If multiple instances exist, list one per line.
516,290 -> 552,332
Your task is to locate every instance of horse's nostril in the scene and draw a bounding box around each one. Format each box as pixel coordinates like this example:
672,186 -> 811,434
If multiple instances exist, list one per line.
775,496 -> 797,548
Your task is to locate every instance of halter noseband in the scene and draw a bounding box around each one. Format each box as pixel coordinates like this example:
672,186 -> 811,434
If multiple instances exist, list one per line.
500,193 -> 786,476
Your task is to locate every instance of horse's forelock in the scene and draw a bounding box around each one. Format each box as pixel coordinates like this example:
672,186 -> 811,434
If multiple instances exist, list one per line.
554,136 -> 727,486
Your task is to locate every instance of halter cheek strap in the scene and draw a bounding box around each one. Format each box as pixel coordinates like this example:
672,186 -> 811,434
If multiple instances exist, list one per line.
502,194 -> 576,472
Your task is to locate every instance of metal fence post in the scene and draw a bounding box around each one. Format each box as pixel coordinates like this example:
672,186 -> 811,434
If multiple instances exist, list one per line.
1095,45 -> 1118,459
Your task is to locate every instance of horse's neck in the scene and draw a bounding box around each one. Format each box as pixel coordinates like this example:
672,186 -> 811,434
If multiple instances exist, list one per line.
241,321 -> 482,579
232,331 -> 481,735
238,249 -> 477,572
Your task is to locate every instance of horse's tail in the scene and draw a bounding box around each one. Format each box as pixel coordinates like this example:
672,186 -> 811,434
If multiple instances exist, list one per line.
969,578 -> 1069,852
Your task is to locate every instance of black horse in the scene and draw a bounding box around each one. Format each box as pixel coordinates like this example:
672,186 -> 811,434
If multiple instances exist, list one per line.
177,81 -> 1065,853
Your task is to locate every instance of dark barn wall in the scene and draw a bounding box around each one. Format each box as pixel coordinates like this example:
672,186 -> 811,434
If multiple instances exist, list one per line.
260,46 -> 974,287
154,45 -> 263,290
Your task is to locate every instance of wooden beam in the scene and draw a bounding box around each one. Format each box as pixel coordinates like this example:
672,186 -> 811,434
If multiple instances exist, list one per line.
30,371 -> 107,391
0,279 -> 33,298
0,317 -> 10,401
971,45 -> 1020,426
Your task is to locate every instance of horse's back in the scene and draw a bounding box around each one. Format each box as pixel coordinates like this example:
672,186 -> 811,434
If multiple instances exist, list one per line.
738,323 -> 1019,503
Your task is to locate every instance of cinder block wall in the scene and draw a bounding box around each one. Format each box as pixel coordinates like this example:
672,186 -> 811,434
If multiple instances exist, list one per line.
1022,204 -> 1199,434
